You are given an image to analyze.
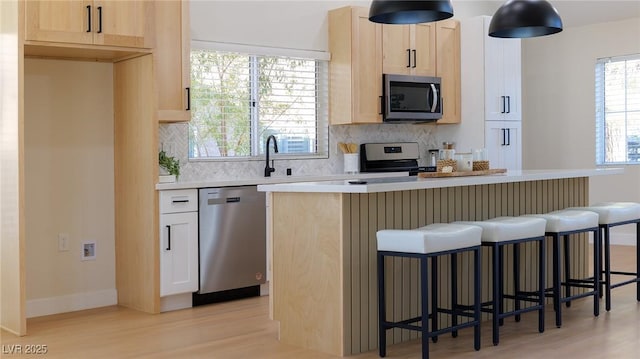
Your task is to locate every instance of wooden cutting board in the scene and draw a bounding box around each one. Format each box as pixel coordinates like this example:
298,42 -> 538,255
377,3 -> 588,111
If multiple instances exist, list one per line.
417,168 -> 507,178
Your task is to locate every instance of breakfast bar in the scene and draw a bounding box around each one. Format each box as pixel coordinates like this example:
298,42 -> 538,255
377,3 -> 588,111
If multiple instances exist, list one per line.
257,168 -> 623,357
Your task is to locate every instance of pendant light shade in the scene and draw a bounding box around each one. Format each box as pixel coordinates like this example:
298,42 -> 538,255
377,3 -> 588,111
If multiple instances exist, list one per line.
369,0 -> 454,24
489,0 -> 563,38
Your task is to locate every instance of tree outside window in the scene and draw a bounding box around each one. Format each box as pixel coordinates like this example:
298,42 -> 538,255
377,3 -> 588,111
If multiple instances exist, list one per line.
189,49 -> 328,159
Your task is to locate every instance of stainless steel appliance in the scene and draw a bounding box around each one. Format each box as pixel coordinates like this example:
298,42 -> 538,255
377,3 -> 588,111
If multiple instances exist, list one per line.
198,186 -> 266,296
383,74 -> 442,122
360,142 -> 436,174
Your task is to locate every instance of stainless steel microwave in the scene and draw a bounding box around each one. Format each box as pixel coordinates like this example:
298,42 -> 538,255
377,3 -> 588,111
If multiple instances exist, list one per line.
382,74 -> 442,123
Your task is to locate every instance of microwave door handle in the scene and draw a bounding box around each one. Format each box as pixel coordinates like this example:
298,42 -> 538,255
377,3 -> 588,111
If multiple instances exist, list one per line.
430,84 -> 438,113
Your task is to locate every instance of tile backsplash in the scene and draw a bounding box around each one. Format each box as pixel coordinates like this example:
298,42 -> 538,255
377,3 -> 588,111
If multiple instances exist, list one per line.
159,123 -> 440,182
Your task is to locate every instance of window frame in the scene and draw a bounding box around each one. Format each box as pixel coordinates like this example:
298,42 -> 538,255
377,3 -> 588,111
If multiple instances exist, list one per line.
595,53 -> 640,166
188,41 -> 330,162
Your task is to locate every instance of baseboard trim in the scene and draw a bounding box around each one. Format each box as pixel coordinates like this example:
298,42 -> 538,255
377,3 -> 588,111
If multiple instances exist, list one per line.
587,229 -> 636,246
26,289 -> 117,318
160,293 -> 192,312
610,232 -> 637,246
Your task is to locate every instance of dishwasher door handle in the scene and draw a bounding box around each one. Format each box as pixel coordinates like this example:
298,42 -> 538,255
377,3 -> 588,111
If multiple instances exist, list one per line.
207,197 -> 242,205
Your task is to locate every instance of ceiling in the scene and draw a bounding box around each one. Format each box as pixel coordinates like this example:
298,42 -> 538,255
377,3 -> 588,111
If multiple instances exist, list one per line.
483,0 -> 640,28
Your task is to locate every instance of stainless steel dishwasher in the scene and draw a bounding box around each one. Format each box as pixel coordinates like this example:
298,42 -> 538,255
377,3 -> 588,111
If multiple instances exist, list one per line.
198,186 -> 266,296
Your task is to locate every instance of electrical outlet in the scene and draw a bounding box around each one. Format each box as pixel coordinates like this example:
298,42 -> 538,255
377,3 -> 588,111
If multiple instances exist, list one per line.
167,142 -> 176,155
82,241 -> 96,261
58,233 -> 69,252
161,141 -> 176,155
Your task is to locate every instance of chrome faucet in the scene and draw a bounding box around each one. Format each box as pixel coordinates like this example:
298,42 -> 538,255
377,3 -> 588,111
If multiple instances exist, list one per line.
264,135 -> 279,177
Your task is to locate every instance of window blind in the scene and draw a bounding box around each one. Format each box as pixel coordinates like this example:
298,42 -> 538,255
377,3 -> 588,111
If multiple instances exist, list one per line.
189,47 -> 329,159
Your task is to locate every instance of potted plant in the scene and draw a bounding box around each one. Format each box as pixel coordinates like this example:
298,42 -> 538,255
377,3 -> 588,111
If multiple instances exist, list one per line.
159,150 -> 180,183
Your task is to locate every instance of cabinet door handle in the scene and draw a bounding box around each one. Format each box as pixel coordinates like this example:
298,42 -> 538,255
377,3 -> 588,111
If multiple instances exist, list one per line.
97,6 -> 103,34
412,50 -> 417,68
501,96 -> 506,114
186,87 -> 191,111
406,49 -> 411,68
166,225 -> 171,251
506,96 -> 511,114
506,128 -> 511,145
86,5 -> 91,32
501,128 -> 506,146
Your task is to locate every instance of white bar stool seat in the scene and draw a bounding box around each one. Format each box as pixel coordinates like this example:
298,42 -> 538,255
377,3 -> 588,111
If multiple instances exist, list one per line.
377,223 -> 483,254
577,202 -> 640,224
457,217 -> 546,345
532,210 -> 599,233
469,216 -> 547,242
571,202 -> 640,310
376,223 -> 482,359
525,209 -> 600,327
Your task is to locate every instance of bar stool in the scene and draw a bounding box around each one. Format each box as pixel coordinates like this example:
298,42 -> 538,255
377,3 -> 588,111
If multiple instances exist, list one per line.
458,217 -> 547,345
573,202 -> 640,311
526,210 -> 600,328
377,223 -> 482,359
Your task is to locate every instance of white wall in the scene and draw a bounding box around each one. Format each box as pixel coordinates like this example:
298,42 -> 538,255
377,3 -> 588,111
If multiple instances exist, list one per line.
24,59 -> 116,317
191,0 -> 497,52
522,17 -> 640,244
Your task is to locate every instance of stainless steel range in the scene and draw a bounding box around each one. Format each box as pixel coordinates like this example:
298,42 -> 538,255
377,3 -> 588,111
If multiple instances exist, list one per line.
360,142 -> 436,174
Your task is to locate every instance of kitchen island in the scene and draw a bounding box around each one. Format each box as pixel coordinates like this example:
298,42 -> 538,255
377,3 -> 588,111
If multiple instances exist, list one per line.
257,168 -> 623,356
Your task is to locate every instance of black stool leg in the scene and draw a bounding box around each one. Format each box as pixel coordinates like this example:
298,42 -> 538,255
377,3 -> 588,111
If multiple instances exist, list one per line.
538,237 -> 546,333
492,244 -> 500,345
593,229 -> 600,318
637,222 -> 640,302
431,256 -> 438,343
378,252 -> 387,358
599,226 -> 605,299
474,247 -> 481,351
451,253 -> 459,338
514,243 -> 521,322
553,233 -> 562,327
498,245 -> 505,327
421,256 -> 430,359
564,235 -> 572,308
604,225 -> 612,311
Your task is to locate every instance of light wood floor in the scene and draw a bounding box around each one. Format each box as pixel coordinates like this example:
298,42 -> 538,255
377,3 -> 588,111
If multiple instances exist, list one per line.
2,245 -> 639,359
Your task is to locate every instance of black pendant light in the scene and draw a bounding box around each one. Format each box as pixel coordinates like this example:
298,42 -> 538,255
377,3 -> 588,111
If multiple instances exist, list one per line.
369,0 -> 454,24
489,0 -> 563,38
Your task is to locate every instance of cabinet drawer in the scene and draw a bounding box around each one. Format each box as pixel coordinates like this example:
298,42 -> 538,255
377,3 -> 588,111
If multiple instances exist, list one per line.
160,189 -> 197,214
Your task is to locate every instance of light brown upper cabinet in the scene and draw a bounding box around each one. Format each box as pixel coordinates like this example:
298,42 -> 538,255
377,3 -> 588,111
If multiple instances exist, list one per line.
328,7 -> 460,125
435,19 -> 461,124
155,0 -> 191,123
25,0 -> 154,49
382,23 -> 436,76
329,6 -> 383,125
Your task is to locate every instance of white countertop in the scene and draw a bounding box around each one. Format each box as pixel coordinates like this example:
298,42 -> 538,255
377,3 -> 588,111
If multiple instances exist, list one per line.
155,171 -> 409,190
257,168 -> 624,194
